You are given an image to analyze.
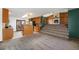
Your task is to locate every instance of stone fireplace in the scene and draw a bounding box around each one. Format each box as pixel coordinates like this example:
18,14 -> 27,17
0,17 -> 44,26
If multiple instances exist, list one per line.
53,14 -> 60,24
53,18 -> 60,24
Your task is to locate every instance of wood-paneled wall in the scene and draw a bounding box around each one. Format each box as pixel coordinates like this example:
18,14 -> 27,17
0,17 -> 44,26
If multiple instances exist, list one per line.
2,8 -> 9,23
60,12 -> 68,26
32,17 -> 41,24
32,17 -> 41,32
46,15 -> 54,24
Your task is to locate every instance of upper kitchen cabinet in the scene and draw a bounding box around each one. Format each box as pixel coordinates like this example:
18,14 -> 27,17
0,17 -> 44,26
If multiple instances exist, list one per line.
2,8 -> 9,23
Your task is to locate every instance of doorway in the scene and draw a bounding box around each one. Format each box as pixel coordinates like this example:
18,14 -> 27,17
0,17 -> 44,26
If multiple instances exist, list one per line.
16,20 -> 25,31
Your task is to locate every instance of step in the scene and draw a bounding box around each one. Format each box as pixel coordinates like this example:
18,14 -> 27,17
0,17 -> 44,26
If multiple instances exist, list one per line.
41,24 -> 69,39
42,28 -> 68,33
42,26 -> 67,31
41,30 -> 68,35
41,31 -> 68,39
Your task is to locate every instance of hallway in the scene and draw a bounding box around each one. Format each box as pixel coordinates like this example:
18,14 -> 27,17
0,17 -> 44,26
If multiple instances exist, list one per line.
1,33 -> 79,50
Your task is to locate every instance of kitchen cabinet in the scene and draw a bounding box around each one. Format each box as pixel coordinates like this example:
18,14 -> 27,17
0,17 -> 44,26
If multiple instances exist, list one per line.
22,24 -> 33,36
2,8 -> 9,23
3,27 -> 13,41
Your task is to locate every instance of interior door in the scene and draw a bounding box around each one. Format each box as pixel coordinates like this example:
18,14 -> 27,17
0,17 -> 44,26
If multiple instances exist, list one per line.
16,20 -> 25,31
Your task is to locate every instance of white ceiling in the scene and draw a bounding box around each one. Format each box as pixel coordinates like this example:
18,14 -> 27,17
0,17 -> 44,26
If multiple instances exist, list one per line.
9,8 -> 70,18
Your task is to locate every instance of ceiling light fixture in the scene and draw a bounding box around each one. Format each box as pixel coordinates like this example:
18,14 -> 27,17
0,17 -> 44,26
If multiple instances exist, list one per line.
22,14 -> 27,18
9,11 -> 11,15
22,13 -> 32,18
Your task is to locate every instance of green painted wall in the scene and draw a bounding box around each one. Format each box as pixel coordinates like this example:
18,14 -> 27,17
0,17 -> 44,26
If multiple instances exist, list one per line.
40,16 -> 46,28
68,9 -> 79,38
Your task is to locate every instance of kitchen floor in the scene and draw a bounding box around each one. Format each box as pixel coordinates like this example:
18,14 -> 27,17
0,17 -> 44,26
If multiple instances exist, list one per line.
0,33 -> 79,50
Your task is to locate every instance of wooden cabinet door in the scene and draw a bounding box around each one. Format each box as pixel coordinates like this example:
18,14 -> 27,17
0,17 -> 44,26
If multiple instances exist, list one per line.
23,24 -> 33,36
3,28 -> 13,41
2,8 -> 9,23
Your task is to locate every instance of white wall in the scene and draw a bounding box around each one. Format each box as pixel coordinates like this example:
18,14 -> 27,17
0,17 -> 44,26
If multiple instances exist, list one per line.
9,16 -> 17,31
0,9 -> 2,41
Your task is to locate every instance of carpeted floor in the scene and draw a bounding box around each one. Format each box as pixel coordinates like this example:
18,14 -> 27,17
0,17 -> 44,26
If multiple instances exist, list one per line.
0,33 -> 79,50
41,24 -> 68,39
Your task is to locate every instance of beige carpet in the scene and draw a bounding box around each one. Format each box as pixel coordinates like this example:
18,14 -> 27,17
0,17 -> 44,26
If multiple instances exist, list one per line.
41,24 -> 68,39
0,33 -> 79,50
